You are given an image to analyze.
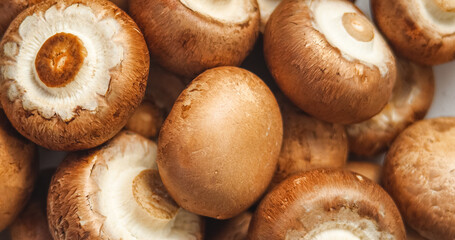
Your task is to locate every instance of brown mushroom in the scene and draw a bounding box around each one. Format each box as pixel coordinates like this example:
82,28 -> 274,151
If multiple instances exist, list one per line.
109,0 -> 128,11
125,99 -> 164,139
0,0 -> 149,151
47,131 -> 204,239
9,169 -> 54,240
346,58 -> 434,156
372,0 -> 455,65
407,227 -> 428,240
345,161 -> 382,184
248,169 -> 406,239
0,110 -> 37,231
0,0 -> 43,39
208,212 -> 252,240
383,117 -> 455,240
264,0 -> 396,124
158,66 -> 283,219
129,0 -> 259,78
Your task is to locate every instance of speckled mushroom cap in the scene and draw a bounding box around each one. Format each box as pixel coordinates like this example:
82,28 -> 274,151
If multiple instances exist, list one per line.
346,58 -> 434,156
383,117 -> 455,240
129,0 -> 259,78
47,131 -> 204,240
248,169 -> 406,239
0,111 -> 37,231
372,0 -> 455,65
0,0 -> 44,38
0,0 -> 149,151
264,0 -> 396,124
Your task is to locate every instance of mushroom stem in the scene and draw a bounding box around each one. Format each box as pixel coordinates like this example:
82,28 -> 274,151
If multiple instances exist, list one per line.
342,12 -> 374,42
433,0 -> 455,12
313,229 -> 360,240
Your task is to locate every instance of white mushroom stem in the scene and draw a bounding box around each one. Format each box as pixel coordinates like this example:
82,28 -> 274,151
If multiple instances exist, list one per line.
179,0 -> 251,23
257,0 -> 281,32
313,229 -> 360,240
417,0 -> 455,34
342,13 -> 374,42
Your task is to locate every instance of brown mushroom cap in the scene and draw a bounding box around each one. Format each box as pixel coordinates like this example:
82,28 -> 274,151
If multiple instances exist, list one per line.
0,111 -> 37,231
345,161 -> 382,184
248,169 -> 406,239
157,66 -> 283,219
264,0 -> 396,124
0,0 -> 44,38
47,131 -> 204,240
125,99 -> 164,139
383,117 -> 455,240
129,0 -> 259,78
271,95 -> 348,188
209,212 -> 252,240
372,0 -> 455,65
0,0 -> 149,151
346,58 -> 434,156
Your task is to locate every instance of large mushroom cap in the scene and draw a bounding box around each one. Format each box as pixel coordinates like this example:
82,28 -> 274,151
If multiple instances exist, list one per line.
0,111 -> 37,231
264,0 -> 396,124
47,131 -> 204,240
346,58 -> 434,156
383,117 -> 455,240
248,169 -> 406,239
372,0 -> 455,65
158,66 -> 283,219
0,0 -> 149,151
129,0 -> 259,78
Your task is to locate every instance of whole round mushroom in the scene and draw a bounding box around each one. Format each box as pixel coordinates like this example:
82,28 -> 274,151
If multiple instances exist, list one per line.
372,0 -> 455,65
264,0 -> 396,124
346,58 -> 434,156
0,111 -> 37,231
158,66 -> 283,219
129,0 -> 259,78
47,131 -> 204,240
248,169 -> 406,239
383,117 -> 455,240
0,0 -> 149,151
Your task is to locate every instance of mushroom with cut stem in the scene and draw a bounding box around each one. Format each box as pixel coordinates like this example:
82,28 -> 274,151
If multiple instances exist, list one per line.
129,0 -> 260,78
346,58 -> 434,156
0,110 -> 37,232
383,117 -> 455,240
248,169 -> 406,239
345,161 -> 382,184
47,131 -> 204,240
264,0 -> 396,124
0,0 -> 149,151
372,0 -> 455,65
125,99 -> 164,139
158,66 -> 283,219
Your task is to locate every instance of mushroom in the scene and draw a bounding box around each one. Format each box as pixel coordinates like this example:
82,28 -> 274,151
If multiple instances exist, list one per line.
0,0 -> 43,39
0,110 -> 37,232
158,66 -> 283,219
47,131 -> 204,239
383,117 -> 455,240
109,0 -> 128,11
372,0 -> 455,65
270,94 -> 348,188
264,0 -> 396,124
345,161 -> 382,184
407,227 -> 427,240
0,0 -> 149,151
346,58 -> 434,156
129,0 -> 260,78
9,169 -> 54,240
248,169 -> 406,239
208,212 -> 252,240
125,99 -> 164,139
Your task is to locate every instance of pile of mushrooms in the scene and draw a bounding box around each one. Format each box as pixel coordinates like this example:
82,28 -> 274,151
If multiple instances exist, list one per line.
1,0 -> 455,239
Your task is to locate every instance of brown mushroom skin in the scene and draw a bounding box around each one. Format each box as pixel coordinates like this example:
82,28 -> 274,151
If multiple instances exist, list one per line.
125,99 -> 164,139
264,0 -> 396,124
383,117 -> 455,240
372,0 -> 455,65
248,169 -> 406,239
346,58 -> 434,156
0,111 -> 37,231
129,0 -> 260,78
109,0 -> 128,11
158,66 -> 283,219
345,161 -> 382,184
0,0 -> 149,151
0,0 -> 43,38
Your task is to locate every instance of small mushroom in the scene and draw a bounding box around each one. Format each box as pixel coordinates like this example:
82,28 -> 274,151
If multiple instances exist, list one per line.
346,58 -> 434,156
9,169 -> 54,240
383,117 -> 455,240
47,131 -> 204,239
264,0 -> 396,124
345,161 -> 382,184
129,0 -> 259,78
0,0 -> 43,38
125,99 -> 164,139
0,110 -> 37,231
158,66 -> 283,219
0,0 -> 149,151
271,94 -> 348,188
248,169 -> 406,239
208,212 -> 252,240
372,0 -> 455,65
